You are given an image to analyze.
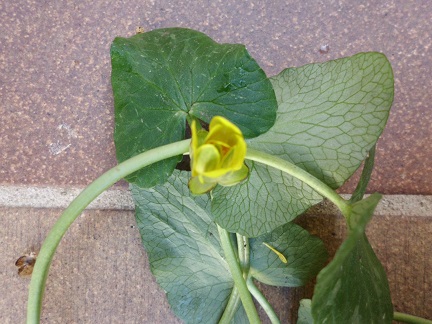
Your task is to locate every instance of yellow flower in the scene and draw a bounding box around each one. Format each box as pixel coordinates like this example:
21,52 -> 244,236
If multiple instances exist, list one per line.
189,116 -> 249,194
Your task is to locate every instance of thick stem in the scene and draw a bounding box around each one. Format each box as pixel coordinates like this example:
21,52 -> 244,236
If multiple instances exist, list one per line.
220,235 -> 250,322
27,139 -> 191,324
393,312 -> 432,324
217,225 -> 260,324
246,148 -> 351,217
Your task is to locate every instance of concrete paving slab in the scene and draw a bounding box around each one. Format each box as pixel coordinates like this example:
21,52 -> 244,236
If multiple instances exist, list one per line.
0,208 -> 179,324
0,207 -> 291,323
1,205 -> 431,323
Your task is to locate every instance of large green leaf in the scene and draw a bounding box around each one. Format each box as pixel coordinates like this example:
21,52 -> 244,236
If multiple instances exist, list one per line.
212,52 -> 393,236
131,170 -> 247,323
249,52 -> 394,189
311,194 -> 393,323
211,161 -> 322,237
249,222 -> 328,286
111,28 -> 277,187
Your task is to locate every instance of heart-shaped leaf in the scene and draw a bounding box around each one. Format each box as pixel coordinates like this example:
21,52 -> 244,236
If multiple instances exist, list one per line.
311,194 -> 393,324
249,222 -> 328,287
111,28 -> 277,187
249,52 -> 394,189
212,52 -> 393,236
131,170 -> 247,323
211,161 -> 322,237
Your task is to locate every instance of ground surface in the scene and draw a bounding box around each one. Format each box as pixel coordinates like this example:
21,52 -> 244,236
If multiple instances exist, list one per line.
1,0 -> 431,323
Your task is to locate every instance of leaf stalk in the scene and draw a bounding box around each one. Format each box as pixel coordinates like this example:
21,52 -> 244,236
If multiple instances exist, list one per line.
246,277 -> 281,324
217,225 -> 260,324
246,148 -> 351,217
393,312 -> 432,324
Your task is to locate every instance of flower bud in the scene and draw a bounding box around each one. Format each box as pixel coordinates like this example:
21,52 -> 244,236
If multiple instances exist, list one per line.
189,116 -> 249,194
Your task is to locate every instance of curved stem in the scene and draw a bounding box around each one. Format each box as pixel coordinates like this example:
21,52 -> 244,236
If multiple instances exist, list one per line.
217,225 -> 260,324
27,139 -> 191,324
246,277 -> 281,324
393,312 -> 432,324
246,148 -> 351,217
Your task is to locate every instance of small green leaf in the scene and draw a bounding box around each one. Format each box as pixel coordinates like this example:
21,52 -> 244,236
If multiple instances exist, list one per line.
249,52 -> 394,189
249,222 -> 328,287
311,194 -> 393,324
131,170 -> 247,323
111,28 -> 277,187
211,161 -> 322,237
297,299 -> 314,324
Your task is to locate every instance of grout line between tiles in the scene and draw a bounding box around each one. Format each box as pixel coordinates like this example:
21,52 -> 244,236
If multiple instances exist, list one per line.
0,185 -> 134,211
0,185 -> 431,217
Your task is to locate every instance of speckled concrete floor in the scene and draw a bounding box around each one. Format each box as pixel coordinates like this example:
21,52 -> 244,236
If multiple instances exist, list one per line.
1,0 -> 432,323
1,0 -> 431,193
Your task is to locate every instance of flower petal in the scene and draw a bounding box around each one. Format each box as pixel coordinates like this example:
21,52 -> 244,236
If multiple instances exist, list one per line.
220,141 -> 246,170
193,144 -> 221,176
190,120 -> 208,160
189,116 -> 248,194
207,117 -> 243,147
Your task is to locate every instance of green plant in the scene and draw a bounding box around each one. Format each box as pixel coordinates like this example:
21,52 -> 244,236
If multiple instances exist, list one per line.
26,28 -> 432,324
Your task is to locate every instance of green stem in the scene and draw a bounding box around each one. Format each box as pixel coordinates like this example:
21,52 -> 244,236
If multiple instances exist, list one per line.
394,312 -> 432,324
246,148 -> 351,217
217,225 -> 260,324
246,277 -> 281,324
236,234 -> 280,323
236,234 -> 250,274
218,287 -> 241,324
27,139 -> 191,324
218,234 -> 252,323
